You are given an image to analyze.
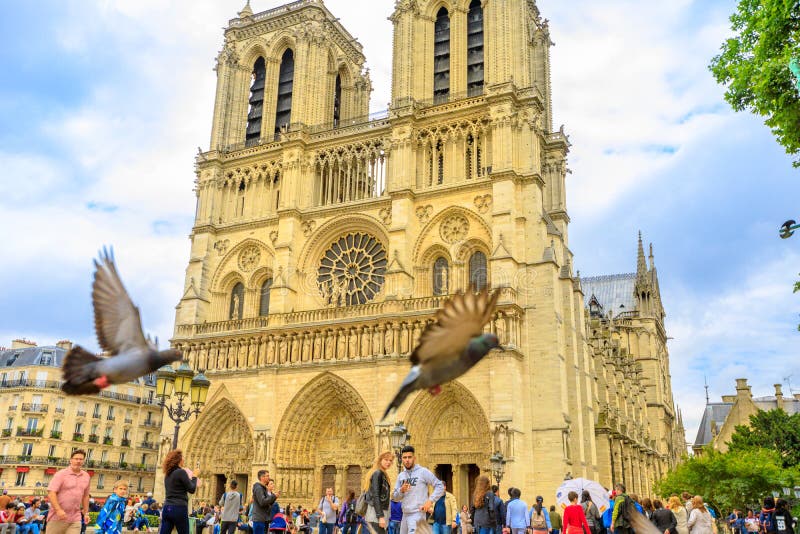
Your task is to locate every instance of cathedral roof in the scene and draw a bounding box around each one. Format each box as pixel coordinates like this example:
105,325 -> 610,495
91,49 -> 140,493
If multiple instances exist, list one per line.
580,273 -> 637,316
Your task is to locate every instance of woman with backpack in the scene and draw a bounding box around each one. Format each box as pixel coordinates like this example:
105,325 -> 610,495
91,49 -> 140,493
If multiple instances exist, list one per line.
759,498 -> 777,534
687,497 -> 713,534
341,493 -> 358,534
365,451 -> 393,534
529,497 -> 551,534
469,476 -> 497,534
580,491 -> 601,534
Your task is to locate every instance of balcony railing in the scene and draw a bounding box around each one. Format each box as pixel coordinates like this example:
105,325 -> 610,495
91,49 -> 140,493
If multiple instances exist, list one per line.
92,412 -> 101,419
142,420 -> 159,428
55,407 -> 65,414
7,405 -> 17,411
72,433 -> 84,442
0,379 -> 61,390
99,390 -> 142,404
16,428 -> 44,437
139,442 -> 155,450
21,403 -> 48,413
88,434 -> 99,443
50,431 -> 62,439
124,418 -> 133,424
103,437 -> 114,445
121,438 -> 131,447
106,415 -> 115,421
1,429 -> 11,437
0,455 -> 68,466
76,411 -> 86,417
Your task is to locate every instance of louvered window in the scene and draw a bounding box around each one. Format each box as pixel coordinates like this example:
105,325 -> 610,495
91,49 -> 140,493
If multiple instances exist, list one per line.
433,8 -> 450,103
333,74 -> 342,127
467,0 -> 484,96
275,49 -> 295,135
469,251 -> 488,291
259,278 -> 273,316
245,57 -> 266,146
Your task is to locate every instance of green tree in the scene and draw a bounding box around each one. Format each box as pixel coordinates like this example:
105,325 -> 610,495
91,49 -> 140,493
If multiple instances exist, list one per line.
655,448 -> 798,512
709,0 -> 800,166
728,408 -> 800,468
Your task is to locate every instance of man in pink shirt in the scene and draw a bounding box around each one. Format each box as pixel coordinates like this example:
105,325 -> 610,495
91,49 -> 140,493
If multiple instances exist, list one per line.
47,450 -> 91,534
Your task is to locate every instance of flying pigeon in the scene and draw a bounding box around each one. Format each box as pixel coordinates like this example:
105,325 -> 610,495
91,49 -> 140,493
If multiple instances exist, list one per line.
382,287 -> 502,419
61,248 -> 183,395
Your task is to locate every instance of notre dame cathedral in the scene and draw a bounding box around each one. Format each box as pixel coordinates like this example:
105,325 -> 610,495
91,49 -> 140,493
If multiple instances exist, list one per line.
163,0 -> 685,508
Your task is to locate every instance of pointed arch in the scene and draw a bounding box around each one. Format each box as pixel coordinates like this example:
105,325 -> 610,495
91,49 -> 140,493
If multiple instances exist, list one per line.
405,381 -> 492,468
183,394 -> 255,502
274,372 -> 376,502
210,238 -> 275,292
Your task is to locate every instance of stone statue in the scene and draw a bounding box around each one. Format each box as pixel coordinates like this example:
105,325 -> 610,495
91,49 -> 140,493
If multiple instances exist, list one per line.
348,328 -> 358,359
266,335 -> 276,364
325,330 -> 335,359
337,329 -> 347,359
399,323 -> 409,354
360,326 -> 371,358
313,332 -> 322,361
302,333 -> 311,362
384,323 -> 394,355
231,293 -> 241,320
373,325 -> 384,357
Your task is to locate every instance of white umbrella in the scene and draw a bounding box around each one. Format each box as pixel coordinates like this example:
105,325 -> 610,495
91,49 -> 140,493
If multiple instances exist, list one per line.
555,478 -> 611,513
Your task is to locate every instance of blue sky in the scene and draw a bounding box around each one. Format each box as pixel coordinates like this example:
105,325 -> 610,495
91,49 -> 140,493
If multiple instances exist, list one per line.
0,0 -> 797,447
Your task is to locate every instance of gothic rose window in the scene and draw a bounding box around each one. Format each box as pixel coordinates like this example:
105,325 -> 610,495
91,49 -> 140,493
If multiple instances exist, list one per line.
318,233 -> 387,306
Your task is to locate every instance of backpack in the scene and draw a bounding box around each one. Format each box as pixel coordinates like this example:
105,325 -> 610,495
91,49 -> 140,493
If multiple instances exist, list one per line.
354,490 -> 369,517
759,511 -> 775,533
486,495 -> 496,524
614,495 -> 634,529
345,500 -> 358,524
531,508 -> 547,530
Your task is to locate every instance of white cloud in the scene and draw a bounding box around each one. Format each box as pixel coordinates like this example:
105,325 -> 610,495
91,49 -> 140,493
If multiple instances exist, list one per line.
667,249 -> 800,445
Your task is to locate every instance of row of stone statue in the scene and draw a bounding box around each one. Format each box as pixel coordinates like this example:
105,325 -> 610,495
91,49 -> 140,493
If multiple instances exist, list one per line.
178,313 -> 518,372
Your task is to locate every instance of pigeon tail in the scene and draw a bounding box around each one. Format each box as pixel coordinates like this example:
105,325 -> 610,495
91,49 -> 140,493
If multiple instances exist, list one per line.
382,366 -> 422,420
61,345 -> 103,395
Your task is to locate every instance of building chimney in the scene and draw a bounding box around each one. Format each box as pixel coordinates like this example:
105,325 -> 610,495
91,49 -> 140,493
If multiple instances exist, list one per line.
774,384 -> 784,410
11,339 -> 37,349
56,340 -> 73,351
735,378 -> 751,399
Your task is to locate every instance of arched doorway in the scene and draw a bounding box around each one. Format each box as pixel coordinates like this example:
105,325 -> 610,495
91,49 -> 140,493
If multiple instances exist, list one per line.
274,372 -> 375,507
405,382 -> 492,505
184,398 -> 254,503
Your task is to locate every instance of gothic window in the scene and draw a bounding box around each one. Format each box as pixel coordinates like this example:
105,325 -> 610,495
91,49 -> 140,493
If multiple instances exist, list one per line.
466,135 -> 473,179
245,57 -> 266,146
237,181 -> 246,217
437,140 -> 444,184
273,173 -> 281,210
433,8 -> 450,103
229,282 -> 244,320
467,0 -> 485,96
433,257 -> 449,296
259,278 -> 273,316
469,251 -> 487,291
275,49 -> 295,135
333,73 -> 342,127
318,233 -> 387,306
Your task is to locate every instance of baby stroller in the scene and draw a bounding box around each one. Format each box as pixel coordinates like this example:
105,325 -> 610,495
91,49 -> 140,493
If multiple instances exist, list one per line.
269,513 -> 288,534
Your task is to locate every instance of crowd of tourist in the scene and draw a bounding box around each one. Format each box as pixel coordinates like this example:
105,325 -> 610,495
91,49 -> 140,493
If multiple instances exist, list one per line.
0,448 -> 796,534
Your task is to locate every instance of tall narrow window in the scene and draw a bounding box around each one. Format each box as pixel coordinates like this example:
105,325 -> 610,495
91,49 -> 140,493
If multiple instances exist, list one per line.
333,74 -> 342,127
437,141 -> 444,184
229,282 -> 244,320
466,135 -> 473,179
275,49 -> 295,135
259,278 -> 273,316
467,0 -> 484,96
469,251 -> 488,291
433,257 -> 449,296
246,57 -> 266,146
433,8 -> 450,103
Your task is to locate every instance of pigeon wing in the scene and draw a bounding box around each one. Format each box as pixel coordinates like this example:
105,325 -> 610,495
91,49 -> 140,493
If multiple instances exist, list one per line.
410,288 -> 499,365
92,249 -> 149,356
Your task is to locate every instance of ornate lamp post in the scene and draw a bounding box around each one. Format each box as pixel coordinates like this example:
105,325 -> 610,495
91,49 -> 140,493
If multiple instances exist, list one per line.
390,422 -> 410,472
490,451 -> 506,486
156,362 -> 211,449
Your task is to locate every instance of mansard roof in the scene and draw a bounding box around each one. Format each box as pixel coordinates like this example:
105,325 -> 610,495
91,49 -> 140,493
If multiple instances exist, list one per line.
581,273 -> 637,316
0,345 -> 66,368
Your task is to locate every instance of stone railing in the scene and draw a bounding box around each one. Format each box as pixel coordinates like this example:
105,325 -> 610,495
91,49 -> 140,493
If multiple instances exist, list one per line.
175,288 -> 518,338
175,292 -> 522,373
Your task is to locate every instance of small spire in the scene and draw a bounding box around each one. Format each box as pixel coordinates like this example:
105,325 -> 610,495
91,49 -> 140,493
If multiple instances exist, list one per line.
238,0 -> 253,18
636,231 -> 647,278
648,242 -> 655,270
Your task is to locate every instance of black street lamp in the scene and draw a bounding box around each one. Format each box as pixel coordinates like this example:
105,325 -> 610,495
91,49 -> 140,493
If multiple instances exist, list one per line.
390,422 -> 410,472
490,451 -> 506,486
155,361 -> 211,449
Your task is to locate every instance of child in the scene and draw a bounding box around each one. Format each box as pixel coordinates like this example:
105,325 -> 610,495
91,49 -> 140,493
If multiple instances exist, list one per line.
133,504 -> 151,532
96,481 -> 129,534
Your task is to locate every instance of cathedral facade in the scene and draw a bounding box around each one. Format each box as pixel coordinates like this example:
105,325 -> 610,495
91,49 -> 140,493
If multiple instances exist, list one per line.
166,0 -> 684,508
